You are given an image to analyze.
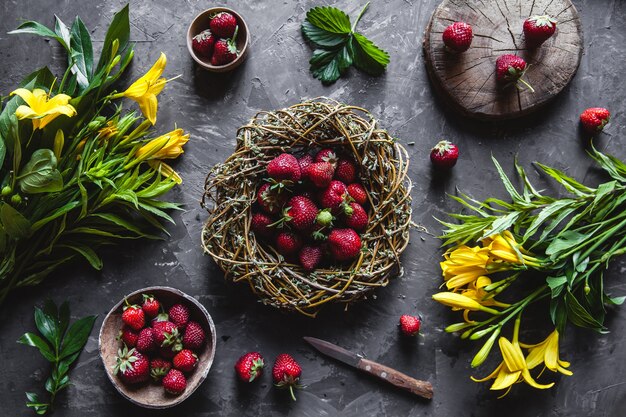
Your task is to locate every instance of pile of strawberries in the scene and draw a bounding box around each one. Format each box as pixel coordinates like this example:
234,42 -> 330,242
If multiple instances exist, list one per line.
252,148 -> 369,270
114,294 -> 206,395
192,11 -> 240,66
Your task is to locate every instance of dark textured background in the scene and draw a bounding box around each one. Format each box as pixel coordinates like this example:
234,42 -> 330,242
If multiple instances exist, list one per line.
0,0 -> 625,416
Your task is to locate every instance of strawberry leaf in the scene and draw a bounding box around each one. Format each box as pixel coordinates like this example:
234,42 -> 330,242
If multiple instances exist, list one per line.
301,22 -> 348,48
305,6 -> 352,34
350,33 -> 389,76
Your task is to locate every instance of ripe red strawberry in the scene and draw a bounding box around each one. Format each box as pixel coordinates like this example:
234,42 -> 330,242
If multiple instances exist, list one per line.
442,22 -> 473,52
523,15 -> 557,48
114,346 -> 150,384
251,212 -> 274,238
344,202 -> 368,231
257,183 -> 286,214
192,29 -> 216,57
320,180 -> 349,212
334,158 -> 357,184
282,196 -> 319,231
122,303 -> 145,331
210,11 -> 238,38
299,245 -> 323,271
399,314 -> 422,336
275,232 -> 303,256
267,153 -> 302,182
211,31 -> 239,66
173,349 -> 198,373
163,369 -> 187,395
150,357 -> 172,381
305,162 -> 335,188
142,294 -> 160,318
152,320 -> 182,352
235,352 -> 265,382
160,346 -> 178,359
298,154 -> 314,173
169,304 -> 190,329
136,327 -> 156,353
495,54 -> 534,91
119,327 -> 139,348
430,140 -> 459,169
314,149 -> 338,166
580,107 -> 610,133
183,321 -> 206,350
328,229 -> 362,261
273,353 -> 302,401
347,183 -> 367,205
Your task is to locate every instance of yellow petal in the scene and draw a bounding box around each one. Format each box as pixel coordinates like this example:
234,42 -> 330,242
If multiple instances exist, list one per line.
137,94 -> 158,125
521,368 -> 554,389
14,105 -> 38,120
46,93 -> 72,107
10,88 -> 36,107
499,337 -> 526,372
432,292 -> 483,311
471,362 -> 504,383
149,160 -> 182,184
491,368 -> 521,390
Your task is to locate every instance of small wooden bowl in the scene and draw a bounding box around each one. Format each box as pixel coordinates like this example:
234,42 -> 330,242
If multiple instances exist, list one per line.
187,7 -> 249,72
99,286 -> 216,409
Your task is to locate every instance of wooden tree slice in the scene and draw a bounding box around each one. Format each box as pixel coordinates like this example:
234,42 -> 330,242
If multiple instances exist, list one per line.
423,0 -> 583,120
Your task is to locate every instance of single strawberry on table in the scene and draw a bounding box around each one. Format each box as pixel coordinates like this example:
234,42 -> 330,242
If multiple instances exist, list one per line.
344,202 -> 368,231
442,22 -> 473,53
580,107 -> 610,134
136,327 -> 156,353
211,27 -> 240,66
169,303 -> 190,329
430,140 -> 459,169
150,357 -> 172,382
523,15 -> 557,48
347,183 -> 367,205
173,349 -> 198,373
275,231 -> 303,256
122,302 -> 145,331
334,158 -> 357,184
399,314 -> 422,336
328,229 -> 362,261
273,353 -> 303,401
495,54 -> 534,92
141,294 -> 160,318
192,29 -> 216,57
299,245 -> 323,271
267,153 -> 302,182
183,321 -> 206,350
210,11 -> 238,38
235,352 -> 265,382
163,369 -> 187,395
114,346 -> 150,384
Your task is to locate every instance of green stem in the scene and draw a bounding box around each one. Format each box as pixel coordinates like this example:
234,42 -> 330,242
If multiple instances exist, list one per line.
352,2 -> 370,32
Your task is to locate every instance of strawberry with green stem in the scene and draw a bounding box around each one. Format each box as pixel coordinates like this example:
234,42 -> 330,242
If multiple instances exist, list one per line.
235,352 -> 265,382
273,353 -> 303,401
211,26 -> 240,66
495,54 -> 535,92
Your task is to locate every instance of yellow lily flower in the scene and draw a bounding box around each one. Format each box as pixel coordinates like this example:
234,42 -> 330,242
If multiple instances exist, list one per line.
440,245 -> 490,290
432,292 -> 500,315
117,52 -> 167,125
148,160 -> 182,184
461,276 -> 510,309
98,121 -> 119,141
135,128 -> 189,161
521,329 -> 573,376
11,88 -> 77,130
484,231 -> 541,267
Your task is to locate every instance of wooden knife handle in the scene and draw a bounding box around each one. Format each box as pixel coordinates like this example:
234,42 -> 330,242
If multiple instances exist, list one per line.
357,358 -> 433,399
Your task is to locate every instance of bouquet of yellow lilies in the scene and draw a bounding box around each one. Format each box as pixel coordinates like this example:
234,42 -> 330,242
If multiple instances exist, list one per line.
0,5 -> 188,306
434,152 -> 626,396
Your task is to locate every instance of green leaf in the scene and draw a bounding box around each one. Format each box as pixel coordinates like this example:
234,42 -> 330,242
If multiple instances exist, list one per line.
305,6 -> 352,34
545,231 -> 587,258
549,299 -> 568,334
309,46 -> 352,83
58,301 -> 71,338
95,4 -> 130,73
70,17 -> 94,89
349,34 -> 388,76
0,203 -> 31,239
565,290 -> 606,331
491,156 -> 524,203
301,22 -> 349,47
352,33 -> 389,67
483,212 -> 521,238
54,16 -> 71,52
523,199 -> 576,242
25,392 -> 48,415
18,332 -> 56,362
31,201 -> 80,231
605,295 -> 626,305
34,307 -> 60,348
18,149 -> 64,194
62,245 -> 103,270
60,315 -> 96,359
546,276 -> 567,299
9,21 -> 69,51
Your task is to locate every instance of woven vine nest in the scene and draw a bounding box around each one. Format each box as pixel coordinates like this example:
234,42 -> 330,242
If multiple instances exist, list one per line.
201,98 -> 412,317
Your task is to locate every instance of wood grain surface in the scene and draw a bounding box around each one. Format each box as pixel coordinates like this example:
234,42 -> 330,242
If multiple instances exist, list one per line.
357,358 -> 434,399
423,0 -> 583,120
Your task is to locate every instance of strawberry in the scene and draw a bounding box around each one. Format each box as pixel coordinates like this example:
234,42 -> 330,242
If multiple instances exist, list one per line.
235,352 -> 265,382
305,162 -> 335,188
347,183 -> 367,205
150,357 -> 172,381
299,245 -> 323,271
344,202 -> 368,231
580,107 -> 610,133
320,180 -> 349,212
257,183 -> 286,214
211,29 -> 239,66
334,158 -> 357,184
298,154 -> 314,173
210,11 -> 238,38
267,153 -> 302,182
275,232 -> 303,256
152,320 -> 182,352
183,321 -> 206,350
169,303 -> 190,329
173,349 -> 198,373
192,29 -> 216,57
430,140 -> 459,169
136,327 -> 156,353
314,149 -> 338,166
251,212 -> 274,238
495,54 -> 534,92
163,369 -> 187,395
281,196 -> 319,232
114,346 -> 150,384
160,346 -> 178,359
328,229 -> 362,261
119,327 -> 139,348
523,15 -> 557,48
272,353 -> 302,401
142,294 -> 160,319
442,22 -> 473,53
122,303 -> 145,331
399,314 -> 422,336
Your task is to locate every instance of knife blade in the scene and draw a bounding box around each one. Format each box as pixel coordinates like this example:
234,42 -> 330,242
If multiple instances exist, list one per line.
304,336 -> 433,399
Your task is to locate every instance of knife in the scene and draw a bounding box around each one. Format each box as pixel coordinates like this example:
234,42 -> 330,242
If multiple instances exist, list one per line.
303,336 -> 433,399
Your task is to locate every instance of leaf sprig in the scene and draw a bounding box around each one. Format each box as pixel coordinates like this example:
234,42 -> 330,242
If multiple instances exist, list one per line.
18,300 -> 96,414
302,2 -> 390,84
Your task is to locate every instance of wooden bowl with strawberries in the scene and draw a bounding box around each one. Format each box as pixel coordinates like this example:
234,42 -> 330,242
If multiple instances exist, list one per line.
99,286 -> 216,409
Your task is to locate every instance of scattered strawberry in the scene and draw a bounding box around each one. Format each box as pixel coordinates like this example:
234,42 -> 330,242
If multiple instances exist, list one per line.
169,304 -> 190,329
344,202 -> 368,231
282,196 -> 319,232
273,353 -> 302,401
275,231 -> 303,256
399,314 -> 422,336
328,229 -> 362,261
235,352 -> 265,382
251,212 -> 274,238
136,327 -> 156,353
320,180 -> 348,211
183,321 -> 206,350
173,349 -> 198,373
142,294 -> 160,319
298,154 -> 314,173
119,327 -> 139,348
257,183 -> 286,214
210,11 -> 238,38
192,29 -> 216,57
299,245 -> 323,271
114,346 -> 150,384
163,369 -> 187,395
495,54 -> 534,92
150,357 -> 172,381
211,32 -> 239,66
430,140 -> 459,169
267,153 -> 302,182
442,22 -> 473,53
347,183 -> 367,205
334,158 -> 357,184
305,162 -> 335,188
122,303 -> 145,331
314,149 -> 338,166
152,320 -> 182,352
523,15 -> 557,48
580,107 -> 610,134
